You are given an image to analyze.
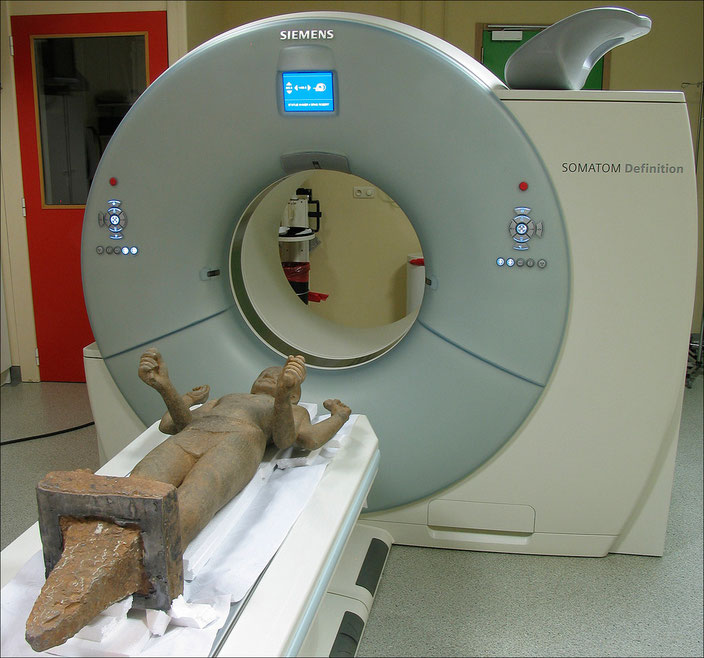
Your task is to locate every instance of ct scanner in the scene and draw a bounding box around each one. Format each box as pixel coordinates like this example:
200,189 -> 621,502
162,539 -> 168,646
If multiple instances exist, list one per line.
7,8 -> 698,657
81,7 -> 698,556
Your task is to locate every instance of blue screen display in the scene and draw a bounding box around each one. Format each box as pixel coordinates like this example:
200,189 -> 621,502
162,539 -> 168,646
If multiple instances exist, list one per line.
283,71 -> 334,113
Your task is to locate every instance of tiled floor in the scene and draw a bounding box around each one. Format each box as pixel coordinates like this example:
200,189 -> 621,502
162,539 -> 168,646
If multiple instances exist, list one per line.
0,381 -> 94,442
1,376 -> 702,656
1,382 -> 99,550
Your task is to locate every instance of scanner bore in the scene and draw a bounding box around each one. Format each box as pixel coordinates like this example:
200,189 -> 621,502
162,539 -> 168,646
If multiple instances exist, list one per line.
230,171 -> 423,369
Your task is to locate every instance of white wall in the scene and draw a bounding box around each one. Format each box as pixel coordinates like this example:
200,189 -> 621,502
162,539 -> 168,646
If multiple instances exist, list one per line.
1,255 -> 12,384
302,171 -> 422,328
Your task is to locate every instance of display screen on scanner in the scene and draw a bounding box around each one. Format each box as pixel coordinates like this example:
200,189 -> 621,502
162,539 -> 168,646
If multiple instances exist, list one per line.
282,71 -> 334,112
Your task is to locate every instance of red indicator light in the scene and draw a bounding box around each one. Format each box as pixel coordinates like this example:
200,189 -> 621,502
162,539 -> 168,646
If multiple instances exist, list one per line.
109,177 -> 118,186
519,181 -> 528,191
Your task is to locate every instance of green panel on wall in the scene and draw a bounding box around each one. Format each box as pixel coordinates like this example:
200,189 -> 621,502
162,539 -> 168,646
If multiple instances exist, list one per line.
482,30 -> 604,90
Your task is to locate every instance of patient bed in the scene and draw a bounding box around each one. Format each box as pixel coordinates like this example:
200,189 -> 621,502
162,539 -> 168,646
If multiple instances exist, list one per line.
1,410 -> 387,657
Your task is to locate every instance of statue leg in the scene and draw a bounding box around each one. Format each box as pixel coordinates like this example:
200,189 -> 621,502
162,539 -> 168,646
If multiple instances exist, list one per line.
130,439 -> 196,488
175,434 -> 266,547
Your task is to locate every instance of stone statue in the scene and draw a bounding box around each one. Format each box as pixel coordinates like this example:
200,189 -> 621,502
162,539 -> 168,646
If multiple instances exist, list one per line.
132,349 -> 351,546
25,350 -> 350,651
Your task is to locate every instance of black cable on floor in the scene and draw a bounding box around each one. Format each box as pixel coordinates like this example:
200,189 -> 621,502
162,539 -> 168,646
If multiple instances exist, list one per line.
0,421 -> 96,447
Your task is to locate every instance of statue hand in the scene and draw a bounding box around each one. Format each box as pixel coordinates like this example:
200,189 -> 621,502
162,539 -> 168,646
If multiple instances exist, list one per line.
323,399 -> 351,421
279,355 -> 306,391
138,348 -> 170,389
186,385 -> 210,405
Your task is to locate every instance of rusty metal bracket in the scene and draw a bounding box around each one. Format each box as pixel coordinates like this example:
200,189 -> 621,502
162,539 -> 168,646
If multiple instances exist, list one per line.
35,470 -> 183,610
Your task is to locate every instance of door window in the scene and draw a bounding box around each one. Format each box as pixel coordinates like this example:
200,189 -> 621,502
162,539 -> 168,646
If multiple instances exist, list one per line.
33,34 -> 147,206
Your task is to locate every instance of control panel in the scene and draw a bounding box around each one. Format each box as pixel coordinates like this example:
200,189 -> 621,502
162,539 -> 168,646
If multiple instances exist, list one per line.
496,204 -> 547,270
96,199 -> 139,256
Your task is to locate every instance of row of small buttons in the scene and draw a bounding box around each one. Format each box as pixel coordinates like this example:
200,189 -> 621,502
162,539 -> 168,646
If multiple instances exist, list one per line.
96,246 -> 139,255
496,257 -> 547,268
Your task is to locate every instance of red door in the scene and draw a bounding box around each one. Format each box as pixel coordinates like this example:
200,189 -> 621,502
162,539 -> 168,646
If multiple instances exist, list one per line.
11,11 -> 168,381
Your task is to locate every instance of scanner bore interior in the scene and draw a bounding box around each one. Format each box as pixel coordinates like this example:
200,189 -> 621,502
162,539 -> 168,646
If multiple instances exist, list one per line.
230,170 -> 423,369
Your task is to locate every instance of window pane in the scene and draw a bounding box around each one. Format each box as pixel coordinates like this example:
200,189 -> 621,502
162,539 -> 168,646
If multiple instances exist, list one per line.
34,35 -> 147,206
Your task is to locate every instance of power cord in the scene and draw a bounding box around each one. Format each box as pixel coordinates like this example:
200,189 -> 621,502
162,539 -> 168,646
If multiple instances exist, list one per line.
0,421 -> 96,447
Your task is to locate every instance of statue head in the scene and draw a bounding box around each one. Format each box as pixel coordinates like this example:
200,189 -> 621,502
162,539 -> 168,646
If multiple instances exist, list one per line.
251,365 -> 302,404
